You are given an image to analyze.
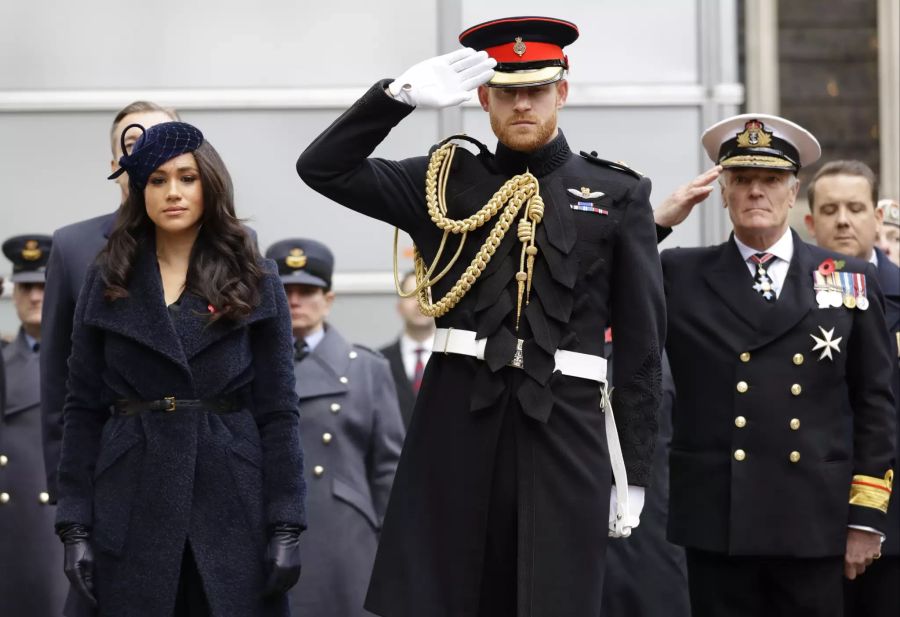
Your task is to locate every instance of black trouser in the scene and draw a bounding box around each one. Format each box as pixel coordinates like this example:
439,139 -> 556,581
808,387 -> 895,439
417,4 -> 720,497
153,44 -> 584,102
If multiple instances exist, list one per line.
477,392 -> 519,617
844,555 -> 900,616
686,548 -> 843,617
174,541 -> 210,617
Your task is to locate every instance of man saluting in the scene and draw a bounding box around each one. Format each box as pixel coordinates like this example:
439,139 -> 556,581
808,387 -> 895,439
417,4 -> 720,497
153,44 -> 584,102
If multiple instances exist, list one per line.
298,16 -> 665,617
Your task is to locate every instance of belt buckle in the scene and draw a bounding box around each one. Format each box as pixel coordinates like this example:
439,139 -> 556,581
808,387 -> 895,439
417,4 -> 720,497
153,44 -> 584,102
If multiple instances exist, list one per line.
163,396 -> 177,412
508,339 -> 525,369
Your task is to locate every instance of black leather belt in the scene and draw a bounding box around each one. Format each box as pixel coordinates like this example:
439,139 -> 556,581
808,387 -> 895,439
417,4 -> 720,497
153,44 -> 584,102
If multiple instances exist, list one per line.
112,397 -> 240,416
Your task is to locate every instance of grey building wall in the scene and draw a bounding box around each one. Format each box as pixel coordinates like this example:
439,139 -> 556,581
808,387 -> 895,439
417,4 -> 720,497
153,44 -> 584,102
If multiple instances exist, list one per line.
0,0 -> 741,344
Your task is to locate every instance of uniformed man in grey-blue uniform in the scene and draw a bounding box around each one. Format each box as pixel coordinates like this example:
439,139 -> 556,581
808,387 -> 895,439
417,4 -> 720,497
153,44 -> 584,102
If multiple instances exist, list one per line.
1,234 -> 68,616
265,238 -> 405,617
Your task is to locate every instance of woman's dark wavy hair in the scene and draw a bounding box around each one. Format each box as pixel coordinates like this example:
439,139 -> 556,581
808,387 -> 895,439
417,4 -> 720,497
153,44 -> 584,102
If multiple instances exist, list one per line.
98,141 -> 263,321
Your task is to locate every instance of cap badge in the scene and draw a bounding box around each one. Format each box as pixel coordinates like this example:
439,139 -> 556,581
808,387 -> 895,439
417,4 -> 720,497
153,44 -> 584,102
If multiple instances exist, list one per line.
21,239 -> 42,261
513,36 -> 527,57
285,248 -> 307,269
736,120 -> 773,149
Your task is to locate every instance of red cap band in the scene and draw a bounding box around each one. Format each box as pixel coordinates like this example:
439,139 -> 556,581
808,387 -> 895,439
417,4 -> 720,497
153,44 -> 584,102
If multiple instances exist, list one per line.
484,41 -> 565,64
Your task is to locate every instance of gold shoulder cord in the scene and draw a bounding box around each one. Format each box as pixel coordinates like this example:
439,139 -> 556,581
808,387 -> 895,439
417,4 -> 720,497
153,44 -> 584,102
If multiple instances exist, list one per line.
392,140 -> 544,330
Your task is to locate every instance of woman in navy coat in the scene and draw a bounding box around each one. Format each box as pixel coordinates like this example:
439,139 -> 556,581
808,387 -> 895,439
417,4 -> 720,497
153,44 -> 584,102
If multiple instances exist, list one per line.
55,122 -> 306,617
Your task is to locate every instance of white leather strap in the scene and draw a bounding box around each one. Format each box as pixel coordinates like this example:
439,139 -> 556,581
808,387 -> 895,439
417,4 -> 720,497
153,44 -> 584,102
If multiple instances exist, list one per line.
432,328 -> 607,382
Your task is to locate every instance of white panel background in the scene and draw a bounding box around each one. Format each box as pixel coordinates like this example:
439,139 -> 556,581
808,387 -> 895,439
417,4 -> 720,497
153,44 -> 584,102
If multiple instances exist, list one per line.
0,0 -> 739,345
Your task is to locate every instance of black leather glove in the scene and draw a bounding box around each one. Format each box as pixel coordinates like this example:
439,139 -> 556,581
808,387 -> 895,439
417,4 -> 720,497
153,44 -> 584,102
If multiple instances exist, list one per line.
263,523 -> 302,596
58,523 -> 97,606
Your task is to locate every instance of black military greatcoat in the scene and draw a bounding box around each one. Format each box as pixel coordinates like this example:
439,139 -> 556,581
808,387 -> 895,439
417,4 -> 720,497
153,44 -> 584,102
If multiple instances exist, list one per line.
297,81 -> 665,617
55,242 -> 306,617
662,232 -> 896,556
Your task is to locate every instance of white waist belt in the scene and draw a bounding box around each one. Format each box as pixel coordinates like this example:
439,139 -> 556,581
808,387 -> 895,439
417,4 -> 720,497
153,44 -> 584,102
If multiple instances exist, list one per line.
432,327 -> 607,383
432,327 -> 634,538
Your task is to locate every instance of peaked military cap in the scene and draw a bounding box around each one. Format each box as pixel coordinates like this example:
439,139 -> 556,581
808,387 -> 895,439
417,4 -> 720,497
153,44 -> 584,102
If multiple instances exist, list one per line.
459,16 -> 579,87
2,234 -> 52,283
702,113 -> 821,172
108,121 -> 204,191
266,238 -> 334,289
879,199 -> 899,228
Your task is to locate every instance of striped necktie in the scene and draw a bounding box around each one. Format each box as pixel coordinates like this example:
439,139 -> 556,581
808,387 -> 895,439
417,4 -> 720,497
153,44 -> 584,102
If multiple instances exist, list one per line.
749,252 -> 776,302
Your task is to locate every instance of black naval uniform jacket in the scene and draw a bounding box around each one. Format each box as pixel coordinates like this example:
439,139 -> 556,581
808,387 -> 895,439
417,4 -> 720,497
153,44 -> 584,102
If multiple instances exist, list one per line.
297,81 -> 665,617
662,232 -> 896,557
55,243 -> 305,617
1,329 -> 67,616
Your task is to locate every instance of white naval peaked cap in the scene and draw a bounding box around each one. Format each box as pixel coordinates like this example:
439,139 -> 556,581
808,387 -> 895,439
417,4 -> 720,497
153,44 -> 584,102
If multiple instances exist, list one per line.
702,113 -> 821,172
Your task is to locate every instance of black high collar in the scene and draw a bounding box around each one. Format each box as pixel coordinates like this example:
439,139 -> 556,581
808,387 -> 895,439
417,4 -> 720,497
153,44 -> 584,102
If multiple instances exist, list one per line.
493,130 -> 571,178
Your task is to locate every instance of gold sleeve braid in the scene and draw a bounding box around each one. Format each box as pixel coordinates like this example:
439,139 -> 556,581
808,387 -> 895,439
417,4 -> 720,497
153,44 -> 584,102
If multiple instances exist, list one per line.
392,140 -> 544,329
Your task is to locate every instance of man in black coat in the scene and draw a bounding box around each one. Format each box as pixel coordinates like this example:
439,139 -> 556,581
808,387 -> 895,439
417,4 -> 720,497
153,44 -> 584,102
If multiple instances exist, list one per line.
802,160 -> 900,616
297,16 -> 665,617
662,114 -> 896,617
1,234 -> 68,615
379,270 -> 435,429
40,101 -> 177,501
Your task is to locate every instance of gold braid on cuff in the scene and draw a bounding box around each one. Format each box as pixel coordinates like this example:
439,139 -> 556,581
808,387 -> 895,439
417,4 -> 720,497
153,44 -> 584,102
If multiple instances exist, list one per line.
392,140 -> 543,329
849,470 -> 894,514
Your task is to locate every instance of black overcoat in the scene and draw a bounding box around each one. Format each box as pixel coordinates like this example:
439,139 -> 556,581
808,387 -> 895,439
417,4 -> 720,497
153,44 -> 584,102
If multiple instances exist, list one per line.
297,81 -> 665,617
55,241 -> 306,617
1,329 -> 67,615
288,326 -> 404,617
41,211 -> 116,502
662,232 -> 896,556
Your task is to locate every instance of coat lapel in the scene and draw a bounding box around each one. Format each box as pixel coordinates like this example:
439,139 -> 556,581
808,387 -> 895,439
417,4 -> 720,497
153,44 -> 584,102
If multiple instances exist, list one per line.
702,237 -> 771,332
751,232 -> 815,347
294,326 -> 352,400
82,244 -> 190,373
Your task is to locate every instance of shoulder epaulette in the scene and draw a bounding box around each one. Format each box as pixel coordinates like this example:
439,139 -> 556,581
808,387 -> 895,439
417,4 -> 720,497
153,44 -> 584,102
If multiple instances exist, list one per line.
431,134 -> 492,158
579,151 -> 643,179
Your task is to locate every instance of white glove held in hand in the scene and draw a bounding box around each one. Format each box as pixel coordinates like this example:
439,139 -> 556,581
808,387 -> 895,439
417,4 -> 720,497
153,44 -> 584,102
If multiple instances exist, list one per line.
388,48 -> 496,108
608,485 -> 646,538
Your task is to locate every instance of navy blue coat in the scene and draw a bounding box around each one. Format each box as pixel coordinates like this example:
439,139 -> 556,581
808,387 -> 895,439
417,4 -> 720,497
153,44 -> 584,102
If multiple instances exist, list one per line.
55,241 -> 306,617
288,326 -> 404,617
41,212 -> 116,502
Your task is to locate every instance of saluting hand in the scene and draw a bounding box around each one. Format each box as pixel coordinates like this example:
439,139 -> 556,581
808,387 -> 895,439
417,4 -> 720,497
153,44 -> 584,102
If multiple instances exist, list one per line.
654,165 -> 723,229
844,527 -> 884,580
387,48 -> 496,108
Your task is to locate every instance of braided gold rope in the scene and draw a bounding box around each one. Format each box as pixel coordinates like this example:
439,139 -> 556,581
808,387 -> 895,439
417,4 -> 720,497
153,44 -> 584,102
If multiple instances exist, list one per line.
392,140 -> 542,320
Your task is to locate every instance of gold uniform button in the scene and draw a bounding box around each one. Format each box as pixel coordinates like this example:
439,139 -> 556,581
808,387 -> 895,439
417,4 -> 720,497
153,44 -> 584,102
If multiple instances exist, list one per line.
735,416 -> 747,428
339,376 -> 349,384
349,351 -> 358,359
0,492 -> 9,504
39,492 -> 50,504
330,403 -> 341,413
739,352 -> 751,363
736,381 -> 749,393
790,418 -> 801,430
791,384 -> 802,396
792,354 -> 804,366
322,432 -> 333,445
313,465 -> 325,478
0,454 -> 7,467
789,451 -> 801,463
734,449 -> 746,462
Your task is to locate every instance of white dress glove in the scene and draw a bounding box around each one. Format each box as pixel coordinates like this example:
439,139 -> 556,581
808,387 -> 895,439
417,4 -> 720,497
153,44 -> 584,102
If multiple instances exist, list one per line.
388,48 -> 496,108
608,485 -> 646,538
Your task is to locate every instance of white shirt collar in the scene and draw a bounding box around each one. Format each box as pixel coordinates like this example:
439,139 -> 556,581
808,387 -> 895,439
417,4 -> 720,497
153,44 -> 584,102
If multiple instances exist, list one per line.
303,326 -> 326,352
868,250 -> 879,268
400,332 -> 434,355
734,226 -> 794,264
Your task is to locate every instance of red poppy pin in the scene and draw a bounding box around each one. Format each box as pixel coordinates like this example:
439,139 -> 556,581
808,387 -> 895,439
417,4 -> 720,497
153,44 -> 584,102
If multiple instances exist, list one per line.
207,304 -> 217,314
817,258 -> 845,276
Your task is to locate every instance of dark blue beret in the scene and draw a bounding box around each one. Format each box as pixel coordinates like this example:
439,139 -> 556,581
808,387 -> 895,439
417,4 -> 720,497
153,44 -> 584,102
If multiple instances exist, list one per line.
108,121 -> 204,191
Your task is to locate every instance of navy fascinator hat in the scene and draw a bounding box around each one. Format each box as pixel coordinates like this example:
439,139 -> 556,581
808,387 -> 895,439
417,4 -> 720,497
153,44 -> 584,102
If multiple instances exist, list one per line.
108,121 -> 204,190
